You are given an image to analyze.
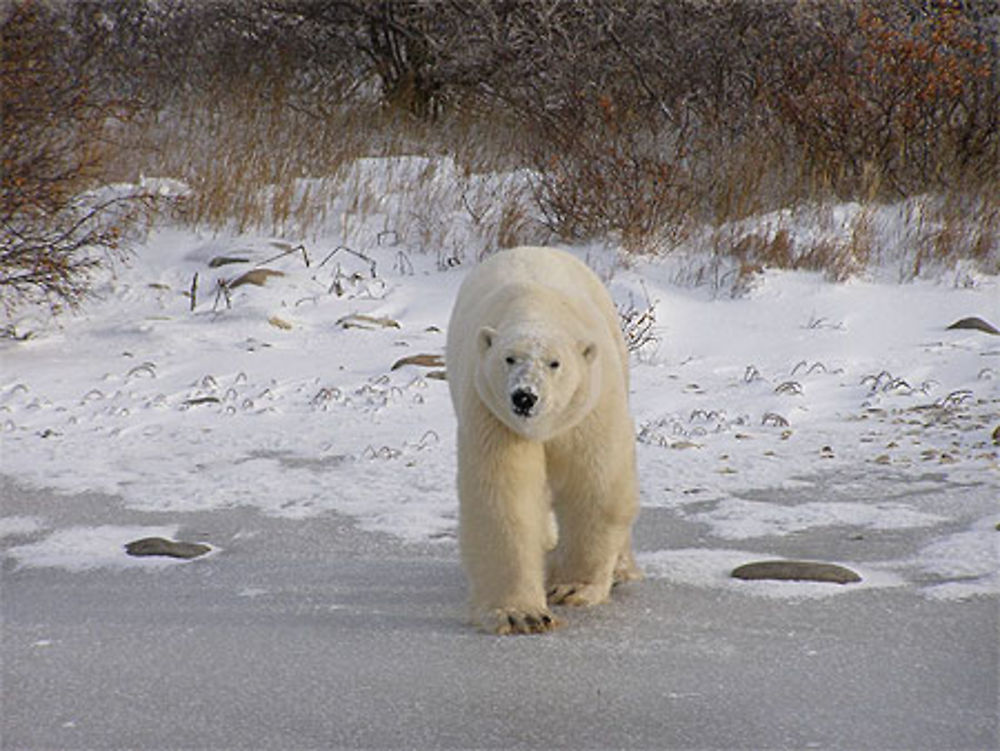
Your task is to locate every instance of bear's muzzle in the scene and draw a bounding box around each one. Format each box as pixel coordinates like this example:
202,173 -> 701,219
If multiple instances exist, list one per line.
511,388 -> 538,417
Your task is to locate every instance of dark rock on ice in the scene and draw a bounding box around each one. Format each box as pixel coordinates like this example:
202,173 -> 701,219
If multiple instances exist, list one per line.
731,560 -> 862,584
946,317 -> 999,335
125,537 -> 211,560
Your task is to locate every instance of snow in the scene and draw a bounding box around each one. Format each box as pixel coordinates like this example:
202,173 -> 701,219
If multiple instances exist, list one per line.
6,524 -> 185,571
1,164 -> 998,600
909,515 -> 1000,600
0,515 -> 45,539
638,548 -> 907,599
683,497 -> 946,540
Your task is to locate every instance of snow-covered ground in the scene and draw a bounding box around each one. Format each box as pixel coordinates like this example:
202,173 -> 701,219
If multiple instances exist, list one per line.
2,165 -> 998,603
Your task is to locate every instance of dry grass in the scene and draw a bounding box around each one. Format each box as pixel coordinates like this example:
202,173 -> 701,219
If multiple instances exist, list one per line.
108,79 -> 546,259
8,0 -> 997,298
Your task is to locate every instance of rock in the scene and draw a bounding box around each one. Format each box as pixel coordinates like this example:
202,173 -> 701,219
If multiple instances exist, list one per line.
125,537 -> 212,560
946,317 -> 1000,335
731,560 -> 862,584
391,353 -> 445,370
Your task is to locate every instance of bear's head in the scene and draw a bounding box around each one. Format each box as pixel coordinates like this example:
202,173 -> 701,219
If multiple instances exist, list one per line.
475,323 -> 601,441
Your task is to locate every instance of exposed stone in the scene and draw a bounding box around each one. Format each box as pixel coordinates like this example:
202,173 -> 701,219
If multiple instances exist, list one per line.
731,560 -> 862,584
946,317 -> 999,335
125,537 -> 211,560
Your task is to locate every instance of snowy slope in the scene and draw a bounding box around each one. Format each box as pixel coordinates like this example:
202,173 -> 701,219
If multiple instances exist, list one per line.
2,169 -> 998,602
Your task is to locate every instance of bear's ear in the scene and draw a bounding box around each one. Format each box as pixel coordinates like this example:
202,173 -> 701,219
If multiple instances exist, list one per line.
582,341 -> 598,363
478,326 -> 497,354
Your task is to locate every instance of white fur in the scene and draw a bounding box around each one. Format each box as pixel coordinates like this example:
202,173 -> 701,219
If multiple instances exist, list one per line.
446,246 -> 641,634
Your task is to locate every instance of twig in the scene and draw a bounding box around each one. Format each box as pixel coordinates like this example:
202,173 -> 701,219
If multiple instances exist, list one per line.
259,243 -> 310,268
317,245 -> 378,278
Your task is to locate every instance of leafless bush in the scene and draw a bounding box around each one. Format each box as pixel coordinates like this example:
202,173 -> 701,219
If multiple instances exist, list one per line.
7,0 -> 997,290
618,286 -> 658,354
766,1 -> 1000,198
0,3 -> 156,313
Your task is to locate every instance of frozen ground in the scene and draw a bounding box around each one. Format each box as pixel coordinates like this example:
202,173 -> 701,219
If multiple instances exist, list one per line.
1,479 -> 997,750
1,181 -> 999,748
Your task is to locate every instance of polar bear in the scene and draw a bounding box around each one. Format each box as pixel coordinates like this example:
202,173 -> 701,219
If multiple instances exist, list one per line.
446,246 -> 640,634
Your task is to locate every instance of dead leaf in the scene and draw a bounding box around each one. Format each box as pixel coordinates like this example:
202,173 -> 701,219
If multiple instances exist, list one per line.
391,353 -> 445,370
208,256 -> 250,268
229,269 -> 285,288
337,313 -> 400,330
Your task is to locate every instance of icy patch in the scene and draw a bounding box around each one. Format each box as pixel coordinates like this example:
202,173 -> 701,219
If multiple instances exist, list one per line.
638,548 -> 904,599
0,516 -> 45,539
910,517 -> 1000,600
238,587 -> 269,598
687,498 -> 946,540
5,525 -> 194,571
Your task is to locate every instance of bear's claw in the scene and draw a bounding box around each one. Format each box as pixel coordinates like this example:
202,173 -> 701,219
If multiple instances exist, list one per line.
547,582 -> 609,607
484,607 -> 561,635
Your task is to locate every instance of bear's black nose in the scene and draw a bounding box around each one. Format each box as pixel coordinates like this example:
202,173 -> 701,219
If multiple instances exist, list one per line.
511,388 -> 537,416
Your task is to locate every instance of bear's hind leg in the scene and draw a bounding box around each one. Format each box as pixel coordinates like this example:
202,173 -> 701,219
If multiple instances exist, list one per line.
547,464 -> 639,607
546,527 -> 628,606
613,531 -> 643,585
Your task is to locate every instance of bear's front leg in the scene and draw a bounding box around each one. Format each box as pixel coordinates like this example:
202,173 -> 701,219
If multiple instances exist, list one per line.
457,424 -> 560,635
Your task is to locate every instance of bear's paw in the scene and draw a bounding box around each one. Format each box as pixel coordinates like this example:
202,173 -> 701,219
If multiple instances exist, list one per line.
481,607 -> 562,635
547,581 -> 611,607
613,553 -> 644,585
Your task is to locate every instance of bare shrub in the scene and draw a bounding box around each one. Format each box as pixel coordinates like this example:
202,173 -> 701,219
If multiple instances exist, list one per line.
618,284 -> 658,353
523,90 -> 696,253
767,0 -> 999,198
7,0 -> 996,288
0,3 -> 152,313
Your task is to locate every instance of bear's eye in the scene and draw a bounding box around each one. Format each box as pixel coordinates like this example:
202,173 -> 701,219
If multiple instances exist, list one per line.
505,356 -> 516,365
549,360 -> 560,370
